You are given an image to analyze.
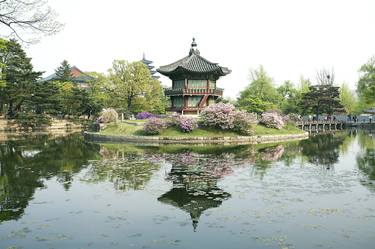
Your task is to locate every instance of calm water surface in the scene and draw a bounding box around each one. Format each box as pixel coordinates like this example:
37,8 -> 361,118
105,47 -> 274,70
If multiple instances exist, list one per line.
0,131 -> 374,249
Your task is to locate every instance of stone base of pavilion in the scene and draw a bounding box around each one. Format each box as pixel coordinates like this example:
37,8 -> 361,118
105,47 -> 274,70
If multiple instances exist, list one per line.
83,131 -> 309,145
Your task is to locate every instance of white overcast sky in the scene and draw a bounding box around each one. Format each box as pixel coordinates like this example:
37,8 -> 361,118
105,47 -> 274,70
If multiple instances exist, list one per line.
27,0 -> 375,98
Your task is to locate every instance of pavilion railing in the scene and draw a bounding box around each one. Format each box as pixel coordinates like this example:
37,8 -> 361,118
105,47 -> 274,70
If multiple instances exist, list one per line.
164,87 -> 223,96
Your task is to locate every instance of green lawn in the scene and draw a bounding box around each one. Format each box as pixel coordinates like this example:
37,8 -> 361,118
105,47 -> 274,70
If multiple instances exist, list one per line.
254,124 -> 304,135
99,122 -> 144,136
160,127 -> 239,137
98,122 -> 304,137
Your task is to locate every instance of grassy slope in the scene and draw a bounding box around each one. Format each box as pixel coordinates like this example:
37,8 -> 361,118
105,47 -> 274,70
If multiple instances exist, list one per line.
254,124 -> 304,135
99,122 -> 304,137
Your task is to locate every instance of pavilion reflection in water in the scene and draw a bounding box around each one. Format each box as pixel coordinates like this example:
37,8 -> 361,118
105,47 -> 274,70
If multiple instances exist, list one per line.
158,154 -> 231,231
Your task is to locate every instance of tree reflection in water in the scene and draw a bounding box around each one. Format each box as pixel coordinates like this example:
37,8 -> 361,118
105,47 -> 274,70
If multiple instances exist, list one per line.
0,135 -> 305,227
356,130 -> 375,191
0,134 -> 100,223
299,133 -> 346,170
82,146 -> 161,191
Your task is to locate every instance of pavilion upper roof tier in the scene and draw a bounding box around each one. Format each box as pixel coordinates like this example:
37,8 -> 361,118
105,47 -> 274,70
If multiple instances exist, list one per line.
157,38 -> 231,79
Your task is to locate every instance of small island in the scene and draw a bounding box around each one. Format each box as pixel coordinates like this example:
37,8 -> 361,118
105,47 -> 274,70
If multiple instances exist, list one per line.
84,105 -> 308,144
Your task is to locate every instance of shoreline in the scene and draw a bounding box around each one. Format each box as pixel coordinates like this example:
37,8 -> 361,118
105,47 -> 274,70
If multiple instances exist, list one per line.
83,131 -> 309,145
0,129 -> 82,142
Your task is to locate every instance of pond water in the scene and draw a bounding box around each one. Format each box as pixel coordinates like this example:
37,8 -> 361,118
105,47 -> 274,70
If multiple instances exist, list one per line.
0,131 -> 375,249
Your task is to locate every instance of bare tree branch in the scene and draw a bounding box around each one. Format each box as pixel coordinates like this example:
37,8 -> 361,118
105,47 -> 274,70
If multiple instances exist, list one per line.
0,0 -> 63,43
316,68 -> 335,85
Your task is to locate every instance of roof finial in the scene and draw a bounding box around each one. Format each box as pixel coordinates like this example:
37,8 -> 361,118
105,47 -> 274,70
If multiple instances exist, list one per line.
189,37 -> 200,56
191,37 -> 197,47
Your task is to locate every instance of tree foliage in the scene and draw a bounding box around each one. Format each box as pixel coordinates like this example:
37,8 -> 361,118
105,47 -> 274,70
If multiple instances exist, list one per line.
104,60 -> 165,114
0,0 -> 63,43
55,60 -> 72,82
357,57 -> 375,109
339,83 -> 356,114
301,84 -> 344,118
300,69 -> 345,118
237,66 -> 281,114
277,81 -> 302,114
0,39 -> 42,117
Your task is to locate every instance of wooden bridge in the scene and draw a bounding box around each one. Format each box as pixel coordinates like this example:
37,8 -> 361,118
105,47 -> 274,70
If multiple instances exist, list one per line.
296,121 -> 344,132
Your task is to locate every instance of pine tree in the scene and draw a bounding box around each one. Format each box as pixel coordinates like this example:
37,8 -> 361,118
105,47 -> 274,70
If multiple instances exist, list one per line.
0,39 -> 42,117
300,84 -> 344,119
55,60 -> 72,82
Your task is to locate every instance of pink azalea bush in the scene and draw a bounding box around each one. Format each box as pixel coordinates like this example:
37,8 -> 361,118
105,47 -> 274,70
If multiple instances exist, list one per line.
178,116 -> 198,132
136,112 -> 155,119
260,110 -> 285,129
144,118 -> 167,135
166,113 -> 197,132
167,112 -> 181,126
200,103 -> 259,135
233,111 -> 258,135
200,103 -> 236,130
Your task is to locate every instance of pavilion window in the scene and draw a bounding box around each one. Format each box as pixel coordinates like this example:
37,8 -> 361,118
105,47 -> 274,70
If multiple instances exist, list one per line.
209,80 -> 216,89
173,97 -> 183,107
188,96 -> 201,107
173,80 -> 185,89
188,80 -> 206,89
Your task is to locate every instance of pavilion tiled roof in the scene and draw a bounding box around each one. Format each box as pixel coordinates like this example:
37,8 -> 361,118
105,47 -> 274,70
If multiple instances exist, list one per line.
157,38 -> 231,77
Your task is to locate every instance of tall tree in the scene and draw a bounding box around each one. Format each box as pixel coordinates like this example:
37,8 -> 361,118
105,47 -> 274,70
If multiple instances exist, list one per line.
277,81 -> 301,114
339,83 -> 356,114
301,84 -> 344,119
298,76 -> 311,93
0,0 -> 63,43
106,60 -> 165,113
55,60 -> 72,82
357,57 -> 375,109
0,38 -> 7,89
0,39 -> 42,117
300,69 -> 344,118
237,66 -> 281,113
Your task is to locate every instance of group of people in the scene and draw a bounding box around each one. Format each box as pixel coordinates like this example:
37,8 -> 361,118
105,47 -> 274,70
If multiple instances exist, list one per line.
347,114 -> 373,123
305,114 -> 374,123
347,115 -> 358,123
307,115 -> 336,121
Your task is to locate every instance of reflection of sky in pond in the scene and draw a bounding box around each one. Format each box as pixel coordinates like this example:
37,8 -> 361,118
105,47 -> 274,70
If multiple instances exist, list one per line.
0,131 -> 375,249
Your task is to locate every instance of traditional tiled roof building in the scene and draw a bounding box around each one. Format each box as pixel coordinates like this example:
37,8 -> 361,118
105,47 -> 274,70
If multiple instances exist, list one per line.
157,38 -> 231,114
141,54 -> 160,80
43,66 -> 95,89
